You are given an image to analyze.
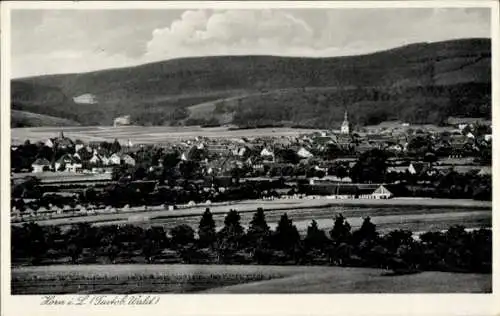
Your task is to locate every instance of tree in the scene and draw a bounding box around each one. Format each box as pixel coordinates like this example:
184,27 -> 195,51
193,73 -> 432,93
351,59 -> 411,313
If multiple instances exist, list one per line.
330,162 -> 349,179
304,220 -> 329,250
65,223 -> 97,264
216,209 -> 245,263
329,214 -> 351,244
110,139 -> 122,153
272,213 -> 300,253
408,135 -> 432,156
170,224 -> 195,248
198,208 -> 216,248
179,160 -> 199,179
352,216 -> 378,245
247,208 -> 271,247
350,149 -> 388,183
423,152 -> 437,165
14,223 -> 47,265
276,148 -> 300,164
142,226 -> 167,263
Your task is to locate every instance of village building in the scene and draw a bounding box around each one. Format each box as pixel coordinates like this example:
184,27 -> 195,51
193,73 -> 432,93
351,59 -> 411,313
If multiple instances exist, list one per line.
73,93 -> 98,104
477,166 -> 492,177
114,115 -> 131,127
108,153 -> 122,165
55,154 -> 82,172
297,147 -> 313,159
260,147 -> 275,161
31,158 -> 51,172
120,154 -> 136,166
89,151 -> 103,165
370,185 -> 394,199
341,110 -> 350,135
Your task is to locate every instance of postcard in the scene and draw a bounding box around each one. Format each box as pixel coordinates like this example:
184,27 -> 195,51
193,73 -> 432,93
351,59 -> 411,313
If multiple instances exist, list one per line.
1,1 -> 498,316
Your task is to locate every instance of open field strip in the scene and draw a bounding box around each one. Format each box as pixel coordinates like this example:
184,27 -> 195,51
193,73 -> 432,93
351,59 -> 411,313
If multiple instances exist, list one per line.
11,126 -> 321,145
11,264 -> 491,294
12,197 -> 491,227
114,209 -> 491,237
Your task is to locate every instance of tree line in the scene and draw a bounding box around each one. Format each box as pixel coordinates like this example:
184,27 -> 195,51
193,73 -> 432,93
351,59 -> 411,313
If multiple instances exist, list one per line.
12,208 -> 491,274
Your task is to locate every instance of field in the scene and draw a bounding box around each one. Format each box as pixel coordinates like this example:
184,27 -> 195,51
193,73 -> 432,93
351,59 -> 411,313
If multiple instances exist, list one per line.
11,126 -> 320,145
11,110 -> 81,128
12,171 -> 112,183
13,197 -> 491,228
11,264 -> 491,294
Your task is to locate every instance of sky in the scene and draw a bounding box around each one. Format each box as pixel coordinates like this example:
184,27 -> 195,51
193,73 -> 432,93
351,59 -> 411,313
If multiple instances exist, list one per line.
11,8 -> 491,78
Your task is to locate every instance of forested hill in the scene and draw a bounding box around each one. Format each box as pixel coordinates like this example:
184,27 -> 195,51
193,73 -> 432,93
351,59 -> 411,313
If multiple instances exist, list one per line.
11,38 -> 491,128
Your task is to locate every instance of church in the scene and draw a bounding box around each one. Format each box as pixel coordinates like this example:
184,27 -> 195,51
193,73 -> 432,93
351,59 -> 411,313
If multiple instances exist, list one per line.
336,110 -> 353,150
341,110 -> 350,134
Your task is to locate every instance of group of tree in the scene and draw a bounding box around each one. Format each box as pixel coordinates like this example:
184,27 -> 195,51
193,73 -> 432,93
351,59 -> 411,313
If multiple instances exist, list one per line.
12,208 -> 491,275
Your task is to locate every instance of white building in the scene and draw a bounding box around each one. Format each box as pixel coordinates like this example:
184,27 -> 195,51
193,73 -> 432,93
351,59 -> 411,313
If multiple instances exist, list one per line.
371,185 -> 393,199
341,110 -> 350,134
109,153 -> 121,165
297,147 -> 313,159
32,158 -> 51,173
73,93 -> 98,104
114,115 -> 131,127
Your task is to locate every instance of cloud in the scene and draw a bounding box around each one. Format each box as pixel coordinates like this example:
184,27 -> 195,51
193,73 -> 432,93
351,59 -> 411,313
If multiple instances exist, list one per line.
145,9 -> 316,61
143,8 -> 490,63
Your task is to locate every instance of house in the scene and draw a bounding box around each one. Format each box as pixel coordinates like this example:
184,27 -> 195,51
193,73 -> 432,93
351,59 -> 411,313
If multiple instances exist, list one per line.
232,146 -> 250,158
32,158 -> 51,173
114,115 -> 131,127
408,162 -> 427,175
477,166 -> 492,176
370,185 -> 393,199
73,93 -> 98,104
466,132 -> 475,139
121,154 -> 136,166
181,146 -> 204,161
89,151 -> 103,165
45,139 -> 54,148
297,147 -> 313,159
458,123 -> 469,131
109,153 -> 122,165
260,148 -> 275,161
75,143 -> 85,153
55,154 -> 82,172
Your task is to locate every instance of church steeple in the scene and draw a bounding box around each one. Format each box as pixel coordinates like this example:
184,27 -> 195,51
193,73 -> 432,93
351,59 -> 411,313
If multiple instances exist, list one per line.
341,110 -> 350,134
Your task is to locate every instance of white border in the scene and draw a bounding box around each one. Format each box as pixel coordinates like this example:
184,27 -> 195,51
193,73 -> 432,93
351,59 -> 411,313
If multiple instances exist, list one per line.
1,1 -> 499,316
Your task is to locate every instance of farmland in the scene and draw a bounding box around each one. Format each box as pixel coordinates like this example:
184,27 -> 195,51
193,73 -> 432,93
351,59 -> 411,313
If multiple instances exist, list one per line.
11,126 -> 320,145
11,264 -> 491,294
12,197 -> 492,229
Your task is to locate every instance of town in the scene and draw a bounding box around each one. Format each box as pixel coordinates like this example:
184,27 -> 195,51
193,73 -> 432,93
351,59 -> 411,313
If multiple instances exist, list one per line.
10,112 -> 492,222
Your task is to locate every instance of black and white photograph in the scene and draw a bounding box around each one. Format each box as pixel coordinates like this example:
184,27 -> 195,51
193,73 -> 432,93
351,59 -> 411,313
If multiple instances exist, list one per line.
1,0 -> 497,306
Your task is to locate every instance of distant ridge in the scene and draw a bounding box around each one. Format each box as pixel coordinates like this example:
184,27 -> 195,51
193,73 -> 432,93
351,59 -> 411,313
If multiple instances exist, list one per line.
11,38 -> 491,128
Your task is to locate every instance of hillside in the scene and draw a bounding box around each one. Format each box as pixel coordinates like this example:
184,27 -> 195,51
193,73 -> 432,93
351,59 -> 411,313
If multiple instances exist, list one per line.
11,38 -> 491,127
11,110 -> 81,128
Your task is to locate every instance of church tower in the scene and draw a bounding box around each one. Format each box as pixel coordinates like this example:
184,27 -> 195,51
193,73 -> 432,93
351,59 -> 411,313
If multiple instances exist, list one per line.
341,110 -> 350,134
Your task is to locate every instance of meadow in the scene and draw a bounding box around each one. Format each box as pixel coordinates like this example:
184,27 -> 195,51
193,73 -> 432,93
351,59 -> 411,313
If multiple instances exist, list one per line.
11,264 -> 491,294
11,126 -> 320,145
15,197 -> 491,228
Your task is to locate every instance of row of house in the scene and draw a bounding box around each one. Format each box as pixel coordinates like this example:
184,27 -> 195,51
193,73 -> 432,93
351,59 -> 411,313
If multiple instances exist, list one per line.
31,151 -> 136,173
308,183 -> 394,199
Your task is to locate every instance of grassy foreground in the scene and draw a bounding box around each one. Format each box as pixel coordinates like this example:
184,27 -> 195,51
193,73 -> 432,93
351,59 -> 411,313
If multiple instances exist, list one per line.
12,264 -> 491,294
